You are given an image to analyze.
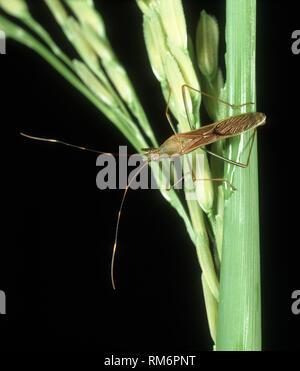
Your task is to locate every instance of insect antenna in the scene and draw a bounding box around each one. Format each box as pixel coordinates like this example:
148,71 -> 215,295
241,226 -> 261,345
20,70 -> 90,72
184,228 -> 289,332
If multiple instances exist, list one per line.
20,132 -> 134,157
111,160 -> 149,290
20,131 -> 150,290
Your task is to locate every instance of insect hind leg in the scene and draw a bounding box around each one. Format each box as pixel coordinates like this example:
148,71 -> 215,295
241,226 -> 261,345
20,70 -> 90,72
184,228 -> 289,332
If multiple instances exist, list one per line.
202,128 -> 257,168
181,84 -> 255,112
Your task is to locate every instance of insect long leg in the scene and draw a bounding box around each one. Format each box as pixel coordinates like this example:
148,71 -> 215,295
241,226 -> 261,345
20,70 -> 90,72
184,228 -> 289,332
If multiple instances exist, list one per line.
165,81 -> 179,136
192,177 -> 236,191
182,84 -> 193,128
181,84 -> 255,112
166,171 -> 236,191
202,128 -> 257,168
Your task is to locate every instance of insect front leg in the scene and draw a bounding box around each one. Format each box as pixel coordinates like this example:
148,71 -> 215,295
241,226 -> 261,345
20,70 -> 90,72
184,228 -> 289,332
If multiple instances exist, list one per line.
163,81 -> 186,156
166,170 -> 236,192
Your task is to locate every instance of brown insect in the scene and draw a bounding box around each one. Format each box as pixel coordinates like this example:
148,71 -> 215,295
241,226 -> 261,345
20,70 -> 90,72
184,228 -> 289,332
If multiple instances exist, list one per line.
142,85 -> 266,168
20,84 -> 266,290
143,111 -> 265,163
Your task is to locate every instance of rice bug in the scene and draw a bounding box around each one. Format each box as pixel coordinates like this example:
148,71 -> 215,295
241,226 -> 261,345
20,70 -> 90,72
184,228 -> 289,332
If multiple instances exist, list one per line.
21,84 -> 266,290
142,85 -> 266,166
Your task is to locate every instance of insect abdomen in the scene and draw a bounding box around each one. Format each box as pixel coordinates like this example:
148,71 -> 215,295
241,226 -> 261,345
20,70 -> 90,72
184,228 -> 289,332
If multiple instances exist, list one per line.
214,112 -> 266,136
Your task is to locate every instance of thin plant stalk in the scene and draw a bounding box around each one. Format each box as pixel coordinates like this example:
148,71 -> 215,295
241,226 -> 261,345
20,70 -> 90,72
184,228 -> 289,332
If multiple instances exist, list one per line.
215,0 -> 261,351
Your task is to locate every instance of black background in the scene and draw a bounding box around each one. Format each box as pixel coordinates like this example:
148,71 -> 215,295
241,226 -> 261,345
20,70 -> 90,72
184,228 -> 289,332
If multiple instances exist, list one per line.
1,0 -> 299,353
